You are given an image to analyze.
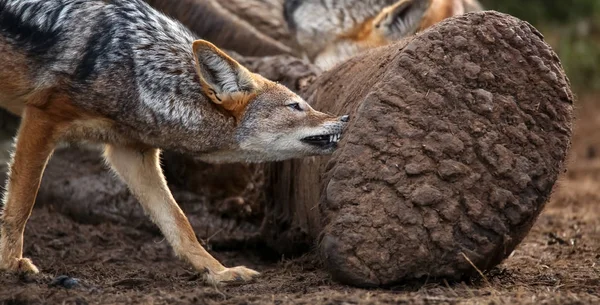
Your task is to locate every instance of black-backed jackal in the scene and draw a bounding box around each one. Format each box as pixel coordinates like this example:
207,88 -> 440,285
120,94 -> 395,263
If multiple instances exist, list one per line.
0,0 -> 348,285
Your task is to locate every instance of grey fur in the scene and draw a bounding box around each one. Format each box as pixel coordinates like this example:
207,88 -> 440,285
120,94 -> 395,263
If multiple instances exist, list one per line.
0,0 -> 347,161
1,0 -> 215,150
285,0 -> 400,58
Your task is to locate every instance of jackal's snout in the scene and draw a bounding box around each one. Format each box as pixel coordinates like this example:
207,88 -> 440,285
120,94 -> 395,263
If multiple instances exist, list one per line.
300,113 -> 349,150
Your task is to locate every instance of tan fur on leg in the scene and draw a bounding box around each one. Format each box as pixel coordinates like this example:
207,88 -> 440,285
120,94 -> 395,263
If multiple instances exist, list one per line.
103,145 -> 259,285
0,106 -> 60,273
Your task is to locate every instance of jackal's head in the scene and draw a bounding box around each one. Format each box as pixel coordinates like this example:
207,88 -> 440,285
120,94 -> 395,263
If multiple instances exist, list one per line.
285,0 -> 482,70
192,40 -> 349,163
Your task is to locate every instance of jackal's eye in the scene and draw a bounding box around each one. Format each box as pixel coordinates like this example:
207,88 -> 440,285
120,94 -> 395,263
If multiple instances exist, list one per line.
287,103 -> 303,111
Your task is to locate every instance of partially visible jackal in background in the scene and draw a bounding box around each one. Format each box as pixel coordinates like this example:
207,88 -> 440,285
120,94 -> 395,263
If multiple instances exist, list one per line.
285,0 -> 482,69
0,0 -> 348,285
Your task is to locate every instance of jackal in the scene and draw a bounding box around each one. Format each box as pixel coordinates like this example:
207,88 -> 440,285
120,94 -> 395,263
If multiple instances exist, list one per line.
0,0 -> 348,285
284,0 -> 482,69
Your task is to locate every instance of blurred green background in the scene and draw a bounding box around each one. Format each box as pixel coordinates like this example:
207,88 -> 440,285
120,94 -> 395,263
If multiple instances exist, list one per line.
481,0 -> 600,93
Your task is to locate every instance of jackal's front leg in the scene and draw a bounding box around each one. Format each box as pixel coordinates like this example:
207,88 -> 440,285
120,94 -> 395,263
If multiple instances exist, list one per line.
0,106 -> 58,273
103,145 -> 259,285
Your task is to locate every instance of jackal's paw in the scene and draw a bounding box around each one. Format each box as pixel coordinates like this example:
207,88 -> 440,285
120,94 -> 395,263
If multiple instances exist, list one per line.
205,266 -> 260,286
0,257 -> 40,274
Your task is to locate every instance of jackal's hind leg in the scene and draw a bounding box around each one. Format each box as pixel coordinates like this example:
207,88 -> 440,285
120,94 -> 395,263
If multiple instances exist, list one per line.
103,145 -> 260,285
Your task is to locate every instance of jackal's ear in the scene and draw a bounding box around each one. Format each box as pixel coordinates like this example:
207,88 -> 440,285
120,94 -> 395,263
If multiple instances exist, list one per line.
372,0 -> 429,40
192,40 -> 257,108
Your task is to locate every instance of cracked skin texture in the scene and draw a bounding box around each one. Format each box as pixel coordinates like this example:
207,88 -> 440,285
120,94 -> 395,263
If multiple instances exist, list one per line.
283,11 -> 573,287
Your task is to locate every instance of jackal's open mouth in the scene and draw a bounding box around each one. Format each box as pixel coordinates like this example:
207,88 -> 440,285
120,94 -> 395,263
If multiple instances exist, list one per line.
301,133 -> 342,148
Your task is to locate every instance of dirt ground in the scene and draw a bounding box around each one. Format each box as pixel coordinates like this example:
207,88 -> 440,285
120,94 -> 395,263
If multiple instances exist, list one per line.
0,92 -> 599,304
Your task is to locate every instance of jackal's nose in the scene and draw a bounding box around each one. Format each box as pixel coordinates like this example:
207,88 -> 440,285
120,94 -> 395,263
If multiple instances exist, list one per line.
339,115 -> 350,122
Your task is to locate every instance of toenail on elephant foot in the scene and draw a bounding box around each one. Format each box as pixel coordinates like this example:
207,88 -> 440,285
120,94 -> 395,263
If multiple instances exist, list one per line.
319,234 -> 380,287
